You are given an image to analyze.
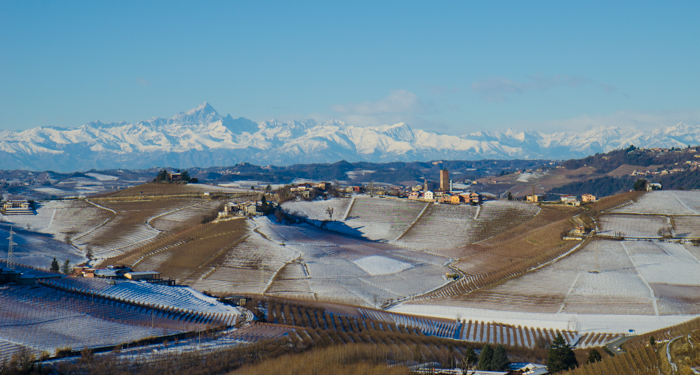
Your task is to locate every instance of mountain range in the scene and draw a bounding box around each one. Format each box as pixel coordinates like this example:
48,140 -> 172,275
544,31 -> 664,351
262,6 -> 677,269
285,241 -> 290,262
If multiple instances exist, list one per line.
1,103 -> 700,172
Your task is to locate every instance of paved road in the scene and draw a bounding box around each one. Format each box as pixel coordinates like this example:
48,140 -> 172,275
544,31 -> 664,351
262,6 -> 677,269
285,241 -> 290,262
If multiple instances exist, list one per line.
606,335 -> 636,355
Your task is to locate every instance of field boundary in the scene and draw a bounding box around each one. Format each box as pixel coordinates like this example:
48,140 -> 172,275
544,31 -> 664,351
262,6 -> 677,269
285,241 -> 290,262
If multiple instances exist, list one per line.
391,202 -> 430,242
72,199 -> 117,243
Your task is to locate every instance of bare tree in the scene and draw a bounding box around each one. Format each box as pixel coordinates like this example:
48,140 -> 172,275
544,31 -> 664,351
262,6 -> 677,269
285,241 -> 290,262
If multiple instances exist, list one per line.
326,207 -> 334,221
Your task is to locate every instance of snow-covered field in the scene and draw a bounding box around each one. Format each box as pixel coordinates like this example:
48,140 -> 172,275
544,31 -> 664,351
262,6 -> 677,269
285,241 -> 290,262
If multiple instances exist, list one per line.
613,190 -> 700,215
0,280 -> 243,361
390,304 -> 697,334
41,277 -> 241,316
150,200 -> 222,231
216,217 -> 454,307
354,255 -> 412,275
395,201 -> 539,252
284,197 -> 539,251
0,200 -> 111,240
281,198 -> 353,222
0,225 -> 85,269
342,197 -> 428,241
394,204 -> 478,251
598,215 -> 667,237
674,216 -> 700,238
416,239 -> 700,319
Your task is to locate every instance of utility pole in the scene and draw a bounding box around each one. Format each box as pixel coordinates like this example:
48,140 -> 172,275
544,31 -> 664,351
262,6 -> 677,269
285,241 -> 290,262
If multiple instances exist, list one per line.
7,226 -> 16,270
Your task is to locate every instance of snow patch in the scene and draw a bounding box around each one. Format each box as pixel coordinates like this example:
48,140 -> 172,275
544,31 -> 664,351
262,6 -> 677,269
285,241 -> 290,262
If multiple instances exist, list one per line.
85,172 -> 118,181
354,256 -> 412,275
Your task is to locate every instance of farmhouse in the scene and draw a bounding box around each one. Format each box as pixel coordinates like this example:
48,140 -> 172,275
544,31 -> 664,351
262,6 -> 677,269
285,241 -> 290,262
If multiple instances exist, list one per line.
408,191 -> 420,200
468,192 -> 482,205
423,191 -> 435,201
560,195 -> 580,206
646,182 -> 663,191
2,199 -> 33,215
526,194 -> 544,203
581,194 -> 596,203
168,172 -> 182,182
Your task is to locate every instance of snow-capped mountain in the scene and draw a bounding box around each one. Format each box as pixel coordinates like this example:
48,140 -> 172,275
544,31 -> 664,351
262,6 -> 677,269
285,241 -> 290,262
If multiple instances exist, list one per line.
2,103 -> 700,172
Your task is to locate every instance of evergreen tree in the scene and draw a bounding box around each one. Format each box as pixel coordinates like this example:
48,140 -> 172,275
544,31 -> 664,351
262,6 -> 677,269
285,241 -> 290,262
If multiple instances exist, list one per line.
507,191 -> 513,200
153,169 -> 168,183
634,178 -> 648,191
61,259 -> 72,275
491,345 -> 510,371
50,257 -> 60,272
586,349 -> 602,364
260,195 -> 270,215
181,170 -> 191,183
460,347 -> 478,374
547,333 -> 578,373
478,344 -> 493,371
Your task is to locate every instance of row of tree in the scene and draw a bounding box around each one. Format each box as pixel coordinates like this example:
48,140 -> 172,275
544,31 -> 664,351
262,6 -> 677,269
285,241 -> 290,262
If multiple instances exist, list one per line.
50,257 -> 72,274
152,169 -> 197,183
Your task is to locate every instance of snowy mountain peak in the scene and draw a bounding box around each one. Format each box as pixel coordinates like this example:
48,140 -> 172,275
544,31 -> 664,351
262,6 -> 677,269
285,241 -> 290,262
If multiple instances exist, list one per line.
171,102 -> 221,125
1,103 -> 699,172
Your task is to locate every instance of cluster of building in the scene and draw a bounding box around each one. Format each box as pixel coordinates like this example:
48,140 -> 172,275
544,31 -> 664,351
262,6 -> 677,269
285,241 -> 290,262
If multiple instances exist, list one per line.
526,194 -> 596,206
73,265 -> 174,285
406,169 -> 484,205
288,181 -> 337,198
1,198 -> 33,215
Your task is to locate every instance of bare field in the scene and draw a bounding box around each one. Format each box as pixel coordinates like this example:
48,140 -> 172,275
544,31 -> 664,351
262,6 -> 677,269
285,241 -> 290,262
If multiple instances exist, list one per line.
83,198 -> 201,259
96,183 -> 207,198
673,216 -> 700,238
451,206 -> 578,275
132,218 -> 251,282
149,200 -> 223,231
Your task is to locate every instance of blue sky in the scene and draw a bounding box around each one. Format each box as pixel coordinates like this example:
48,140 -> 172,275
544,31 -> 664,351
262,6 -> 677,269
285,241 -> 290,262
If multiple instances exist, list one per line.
1,1 -> 699,134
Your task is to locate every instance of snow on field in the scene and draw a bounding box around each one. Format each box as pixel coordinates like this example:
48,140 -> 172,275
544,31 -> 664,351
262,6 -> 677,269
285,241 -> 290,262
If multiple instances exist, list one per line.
0,285 -> 184,356
150,200 -> 221,231
245,217 -> 452,307
624,241 -> 700,285
33,187 -> 70,195
0,225 -> 84,268
674,216 -> 700,238
394,204 -> 477,251
395,200 -> 539,252
281,198 -> 352,222
516,172 -> 532,182
0,200 -> 111,239
390,304 -> 697,334
343,197 -> 427,241
41,277 -> 241,315
613,190 -> 700,215
85,172 -> 119,181
354,255 -> 412,275
598,215 -> 667,237
419,238 -> 700,318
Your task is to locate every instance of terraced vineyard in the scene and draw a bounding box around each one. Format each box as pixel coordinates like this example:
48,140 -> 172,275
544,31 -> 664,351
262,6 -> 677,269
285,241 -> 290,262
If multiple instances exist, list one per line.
342,197 -> 428,241
0,281 -> 237,360
598,214 -> 667,238
129,219 -> 252,283
395,201 -> 539,252
78,199 -> 202,259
